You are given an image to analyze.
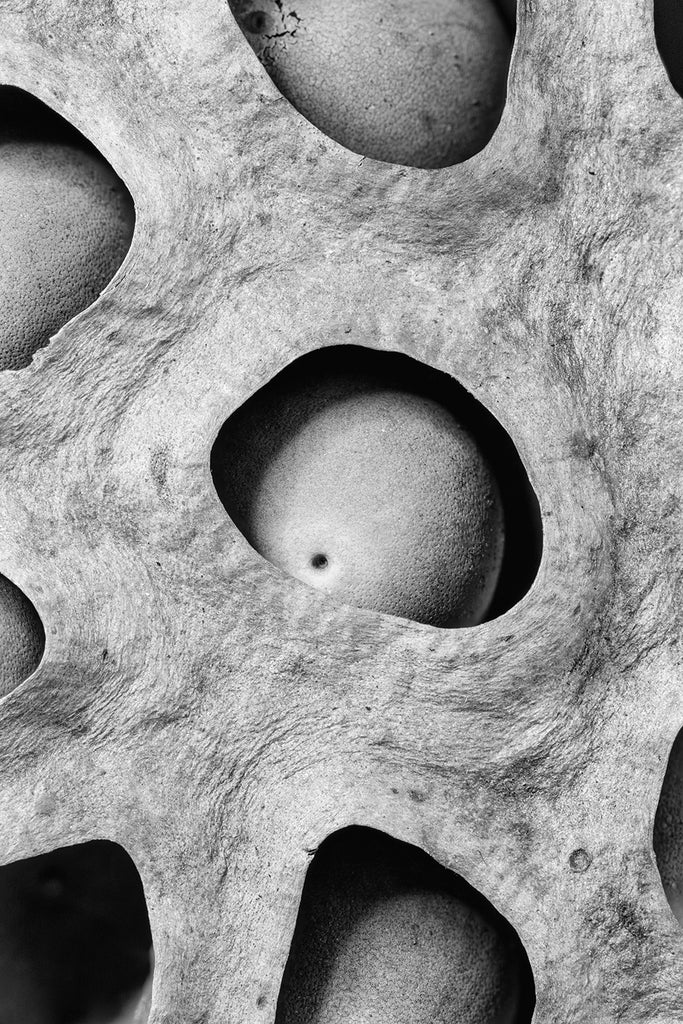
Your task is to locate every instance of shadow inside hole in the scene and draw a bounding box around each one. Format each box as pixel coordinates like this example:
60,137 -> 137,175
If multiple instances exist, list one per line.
0,86 -> 135,371
0,572 -> 45,698
654,729 -> 683,926
0,87 -> 102,149
654,0 -> 683,97
0,839 -> 153,1023
211,345 -> 542,627
228,0 -> 514,168
276,826 -> 535,1024
500,0 -> 517,33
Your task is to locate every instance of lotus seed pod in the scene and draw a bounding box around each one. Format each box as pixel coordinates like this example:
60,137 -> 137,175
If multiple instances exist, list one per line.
0,575 -> 44,697
0,0 -> 682,1021
0,94 -> 134,371
278,830 -> 526,1024
230,0 -> 512,167
213,354 -> 504,628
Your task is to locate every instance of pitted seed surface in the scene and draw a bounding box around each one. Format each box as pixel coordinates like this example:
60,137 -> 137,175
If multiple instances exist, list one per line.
230,0 -> 512,167
0,139 -> 134,371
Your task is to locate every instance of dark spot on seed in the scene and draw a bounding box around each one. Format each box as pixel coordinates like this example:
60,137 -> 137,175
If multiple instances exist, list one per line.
243,9 -> 269,33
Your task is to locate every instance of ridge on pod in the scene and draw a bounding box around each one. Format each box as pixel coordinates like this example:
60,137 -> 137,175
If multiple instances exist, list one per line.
0,87 -> 134,371
229,0 -> 513,167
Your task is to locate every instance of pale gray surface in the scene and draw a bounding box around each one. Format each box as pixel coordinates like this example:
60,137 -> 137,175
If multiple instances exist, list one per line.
0,0 -> 681,1023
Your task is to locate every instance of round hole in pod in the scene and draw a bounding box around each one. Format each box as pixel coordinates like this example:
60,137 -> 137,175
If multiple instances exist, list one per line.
211,346 -> 541,628
275,826 -> 535,1024
653,730 -> 683,925
0,840 -> 153,1023
0,572 -> 45,698
228,0 -> 515,168
0,86 -> 135,372
654,0 -> 683,97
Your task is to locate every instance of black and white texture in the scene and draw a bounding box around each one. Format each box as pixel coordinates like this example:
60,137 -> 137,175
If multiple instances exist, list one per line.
0,0 -> 681,1021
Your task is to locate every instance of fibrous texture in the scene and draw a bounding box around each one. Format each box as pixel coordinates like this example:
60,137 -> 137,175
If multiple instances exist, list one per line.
0,0 -> 681,1022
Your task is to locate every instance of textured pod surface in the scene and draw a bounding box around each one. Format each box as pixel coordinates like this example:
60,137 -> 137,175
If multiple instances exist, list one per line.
0,0 -> 680,1023
0,90 -> 134,371
212,349 -> 505,627
230,0 -> 512,167
0,574 -> 44,697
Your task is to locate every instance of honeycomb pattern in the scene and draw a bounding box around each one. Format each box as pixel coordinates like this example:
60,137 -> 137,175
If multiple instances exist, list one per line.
0,0 -> 681,1022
